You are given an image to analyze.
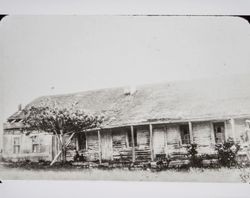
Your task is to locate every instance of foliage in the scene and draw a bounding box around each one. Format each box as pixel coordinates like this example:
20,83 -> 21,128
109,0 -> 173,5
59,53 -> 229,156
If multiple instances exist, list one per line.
240,168 -> 250,183
22,106 -> 104,135
215,138 -> 240,167
22,106 -> 104,163
187,143 -> 203,167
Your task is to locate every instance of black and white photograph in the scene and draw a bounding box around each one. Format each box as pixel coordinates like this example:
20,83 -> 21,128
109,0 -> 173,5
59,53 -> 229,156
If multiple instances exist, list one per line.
1,13 -> 250,186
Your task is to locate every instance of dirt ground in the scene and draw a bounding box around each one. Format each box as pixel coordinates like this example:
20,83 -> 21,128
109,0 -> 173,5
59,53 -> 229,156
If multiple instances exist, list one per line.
0,163 -> 249,182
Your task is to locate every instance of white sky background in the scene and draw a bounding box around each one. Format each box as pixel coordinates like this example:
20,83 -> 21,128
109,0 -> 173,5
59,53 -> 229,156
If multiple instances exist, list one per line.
0,16 -> 250,142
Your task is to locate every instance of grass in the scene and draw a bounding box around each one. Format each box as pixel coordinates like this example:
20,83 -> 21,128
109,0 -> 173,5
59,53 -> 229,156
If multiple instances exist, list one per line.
0,162 -> 249,182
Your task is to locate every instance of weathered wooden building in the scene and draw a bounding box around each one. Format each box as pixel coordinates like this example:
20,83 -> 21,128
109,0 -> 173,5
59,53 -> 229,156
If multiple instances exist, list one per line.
2,76 -> 250,163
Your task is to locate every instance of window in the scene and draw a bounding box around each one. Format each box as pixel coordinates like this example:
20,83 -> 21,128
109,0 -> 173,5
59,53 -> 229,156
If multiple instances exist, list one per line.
213,122 -> 225,143
31,135 -> 40,153
128,128 -> 137,147
180,124 -> 190,145
13,137 -> 20,154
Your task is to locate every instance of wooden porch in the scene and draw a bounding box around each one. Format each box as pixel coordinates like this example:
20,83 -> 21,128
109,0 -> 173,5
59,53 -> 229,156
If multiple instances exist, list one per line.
51,117 -> 250,166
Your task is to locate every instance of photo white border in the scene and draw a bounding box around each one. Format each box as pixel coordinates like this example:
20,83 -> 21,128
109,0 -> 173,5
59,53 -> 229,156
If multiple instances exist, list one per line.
0,1 -> 250,198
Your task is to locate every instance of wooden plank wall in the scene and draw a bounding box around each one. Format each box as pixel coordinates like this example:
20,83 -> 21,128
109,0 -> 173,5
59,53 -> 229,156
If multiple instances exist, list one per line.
2,133 -> 14,156
112,129 -> 127,151
234,118 -> 249,143
39,134 -> 52,153
20,133 -> 32,154
225,120 -> 233,141
65,135 -> 77,161
224,118 -> 250,143
85,131 -> 99,161
136,126 -> 150,148
4,118 -> 250,163
166,124 -> 181,152
192,122 -> 211,146
192,122 -> 214,154
135,126 -> 151,161
2,131 -> 53,162
112,128 -> 132,162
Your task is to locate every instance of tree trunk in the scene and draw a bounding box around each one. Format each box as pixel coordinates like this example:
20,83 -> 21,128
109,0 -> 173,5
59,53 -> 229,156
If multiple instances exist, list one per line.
60,133 -> 67,163
50,133 -> 75,166
62,146 -> 67,163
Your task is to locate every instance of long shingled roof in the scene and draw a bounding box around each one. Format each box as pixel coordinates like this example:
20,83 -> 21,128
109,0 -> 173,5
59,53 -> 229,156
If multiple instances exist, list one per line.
7,74 -> 250,128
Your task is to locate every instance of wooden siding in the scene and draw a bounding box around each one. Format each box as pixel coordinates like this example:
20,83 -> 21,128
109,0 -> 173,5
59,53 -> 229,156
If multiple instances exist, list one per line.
135,126 -> 151,161
112,129 -> 127,150
20,133 -> 32,153
2,131 -> 53,162
193,122 -> 212,146
223,118 -> 250,143
136,126 -> 150,148
192,122 -> 215,154
65,135 -> 78,161
223,118 -> 249,143
85,131 -> 99,161
225,120 -> 233,141
166,124 -> 181,152
224,118 -> 250,145
112,128 -> 132,162
235,119 -> 248,143
3,118 -> 250,163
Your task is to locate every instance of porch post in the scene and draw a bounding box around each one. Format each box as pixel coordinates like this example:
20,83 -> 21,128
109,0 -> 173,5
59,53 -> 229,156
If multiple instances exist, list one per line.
224,121 -> 228,141
97,130 -> 102,164
210,122 -> 215,144
130,126 -> 135,163
149,124 -> 154,161
75,133 -> 79,151
230,118 -> 236,141
246,120 -> 250,145
188,121 -> 193,144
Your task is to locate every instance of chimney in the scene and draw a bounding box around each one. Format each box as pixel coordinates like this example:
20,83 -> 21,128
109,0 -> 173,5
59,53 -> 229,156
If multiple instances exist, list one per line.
124,86 -> 137,96
18,104 -> 22,111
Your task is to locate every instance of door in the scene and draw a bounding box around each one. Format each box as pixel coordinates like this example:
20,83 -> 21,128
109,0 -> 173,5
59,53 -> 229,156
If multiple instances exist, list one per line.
153,127 -> 166,157
101,130 -> 113,161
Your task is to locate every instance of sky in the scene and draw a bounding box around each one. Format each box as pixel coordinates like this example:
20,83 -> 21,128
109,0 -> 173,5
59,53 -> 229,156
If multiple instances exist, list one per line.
0,15 -> 250,148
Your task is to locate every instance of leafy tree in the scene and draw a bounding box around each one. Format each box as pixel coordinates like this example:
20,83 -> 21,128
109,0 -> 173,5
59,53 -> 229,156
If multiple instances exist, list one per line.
215,138 -> 240,167
22,106 -> 104,164
187,143 -> 203,167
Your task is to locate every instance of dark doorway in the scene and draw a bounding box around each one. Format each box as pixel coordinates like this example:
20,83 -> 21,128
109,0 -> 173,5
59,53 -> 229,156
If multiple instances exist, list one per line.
213,122 -> 225,143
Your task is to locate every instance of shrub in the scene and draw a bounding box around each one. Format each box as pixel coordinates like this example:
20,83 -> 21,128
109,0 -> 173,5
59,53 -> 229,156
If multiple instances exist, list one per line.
240,168 -> 250,183
215,138 -> 240,167
187,143 -> 203,167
